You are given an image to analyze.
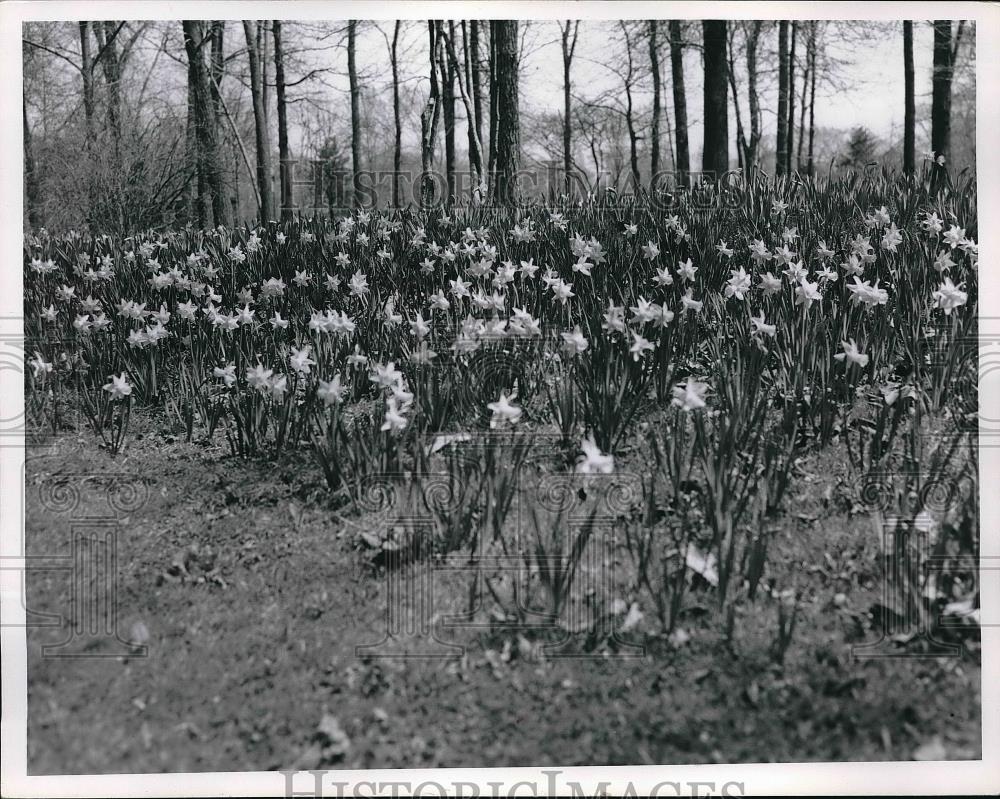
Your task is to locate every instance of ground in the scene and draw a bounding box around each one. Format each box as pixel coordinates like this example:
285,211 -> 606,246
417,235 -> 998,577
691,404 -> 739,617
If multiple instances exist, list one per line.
25,414 -> 981,773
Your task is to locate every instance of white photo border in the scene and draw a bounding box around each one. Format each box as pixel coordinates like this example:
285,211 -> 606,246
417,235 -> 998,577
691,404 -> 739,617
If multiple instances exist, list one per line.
1,2 -> 998,796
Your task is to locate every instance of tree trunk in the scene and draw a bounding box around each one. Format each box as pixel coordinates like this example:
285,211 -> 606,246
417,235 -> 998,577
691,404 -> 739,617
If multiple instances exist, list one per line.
796,24 -> 810,172
442,22 -> 484,193
931,20 -> 954,176
902,21 -> 915,174
244,21 -> 274,221
727,26 -> 746,168
23,99 -> 43,229
648,20 -> 661,183
470,20 -> 484,167
787,21 -> 796,174
807,24 -> 817,176
776,20 -> 789,176
420,21 -> 442,207
668,21 -> 689,187
621,23 -> 640,190
746,21 -> 762,167
391,21 -> 403,207
701,20 -> 728,177
209,22 -> 234,216
79,21 -> 97,225
79,22 -> 95,146
561,21 -> 579,196
97,22 -> 123,158
347,20 -> 363,208
273,20 -> 293,219
487,22 -> 498,186
442,21 -> 457,201
184,73 -> 199,224
492,20 -> 520,205
183,20 -> 230,227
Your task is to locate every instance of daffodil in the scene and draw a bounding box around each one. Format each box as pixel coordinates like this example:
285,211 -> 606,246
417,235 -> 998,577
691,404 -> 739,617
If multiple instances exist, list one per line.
672,379 -> 708,411
577,435 -> 614,474
487,392 -> 522,429
103,373 -> 132,401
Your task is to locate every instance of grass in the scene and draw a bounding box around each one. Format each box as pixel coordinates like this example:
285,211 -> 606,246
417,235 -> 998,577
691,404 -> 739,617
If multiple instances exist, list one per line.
25,411 -> 980,772
23,167 -> 981,770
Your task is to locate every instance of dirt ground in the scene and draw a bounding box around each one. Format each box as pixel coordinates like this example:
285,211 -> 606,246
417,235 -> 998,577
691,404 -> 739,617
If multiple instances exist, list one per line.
24,418 -> 981,773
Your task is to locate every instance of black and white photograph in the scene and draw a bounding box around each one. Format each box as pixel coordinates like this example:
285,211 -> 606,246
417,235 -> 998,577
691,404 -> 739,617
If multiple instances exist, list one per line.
2,1 -> 999,796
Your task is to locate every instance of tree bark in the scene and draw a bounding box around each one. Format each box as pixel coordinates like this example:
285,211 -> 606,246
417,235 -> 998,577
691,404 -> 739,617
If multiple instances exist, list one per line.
391,21 -> 403,207
787,21 -> 796,174
776,20 -> 789,176
209,22 -> 235,216
648,20 -> 661,183
24,98 -> 44,229
931,20 -> 954,175
621,23 -> 641,190
244,21 -> 274,221
727,26 -> 746,169
807,24 -> 817,176
183,20 -> 230,227
903,20 -> 915,174
492,20 -> 520,205
442,23 -> 484,192
487,23 -> 498,186
273,20 -> 293,219
701,20 -> 728,177
347,20 -> 363,208
420,21 -> 442,207
470,20 -> 484,167
796,24 -> 810,172
97,22 -> 123,158
79,22 -> 95,146
442,21 -> 457,201
668,21 -> 689,187
746,21 -> 762,167
561,21 -> 579,196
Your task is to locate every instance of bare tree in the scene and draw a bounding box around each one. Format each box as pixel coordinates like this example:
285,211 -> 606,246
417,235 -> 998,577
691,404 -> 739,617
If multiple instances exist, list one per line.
668,21 -> 689,186
931,20 -> 958,165
796,23 -> 810,172
787,21 -> 797,174
702,20 -> 729,177
807,23 -> 818,176
903,20 -> 915,174
92,22 -> 123,157
648,20 -> 662,183
420,21 -> 443,206
488,23 -> 497,183
273,20 -> 293,219
620,22 -> 642,189
183,20 -> 230,227
560,20 -> 580,195
244,21 -> 274,221
776,20 -> 789,175
347,20 -> 363,208
469,20 -> 485,169
492,20 -> 520,205
441,23 -> 484,191
441,20 -> 457,200
24,97 -> 44,228
79,22 -> 96,148
390,20 -> 403,206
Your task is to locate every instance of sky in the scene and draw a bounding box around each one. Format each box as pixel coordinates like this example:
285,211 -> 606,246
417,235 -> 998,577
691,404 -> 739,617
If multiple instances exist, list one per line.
23,18 -> 972,173
332,18 -> 954,165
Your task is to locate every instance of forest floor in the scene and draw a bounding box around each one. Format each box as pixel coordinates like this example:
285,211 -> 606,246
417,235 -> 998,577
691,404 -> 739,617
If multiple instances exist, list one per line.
24,414 -> 981,773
